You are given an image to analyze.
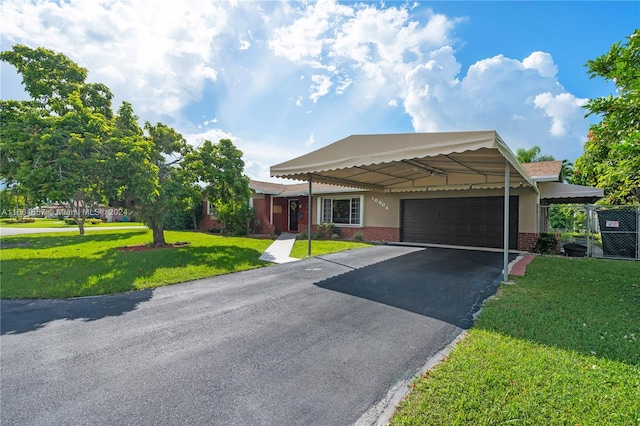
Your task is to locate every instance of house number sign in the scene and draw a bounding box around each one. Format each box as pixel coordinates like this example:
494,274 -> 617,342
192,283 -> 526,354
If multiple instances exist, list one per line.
371,196 -> 389,210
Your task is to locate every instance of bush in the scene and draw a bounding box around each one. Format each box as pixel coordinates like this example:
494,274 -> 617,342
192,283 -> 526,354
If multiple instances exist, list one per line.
533,232 -> 558,254
65,218 -> 77,225
318,222 -> 341,239
297,232 -> 308,240
3,218 -> 37,224
354,232 -> 364,242
214,200 -> 254,235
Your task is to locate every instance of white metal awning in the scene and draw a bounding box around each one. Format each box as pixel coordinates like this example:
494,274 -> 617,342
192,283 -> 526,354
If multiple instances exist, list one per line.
271,131 -> 536,192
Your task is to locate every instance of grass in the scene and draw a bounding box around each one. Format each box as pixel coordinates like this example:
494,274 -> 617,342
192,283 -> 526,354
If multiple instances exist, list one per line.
0,218 -> 145,228
0,230 -> 276,299
290,239 -> 370,258
0,230 -> 373,299
391,256 -> 640,425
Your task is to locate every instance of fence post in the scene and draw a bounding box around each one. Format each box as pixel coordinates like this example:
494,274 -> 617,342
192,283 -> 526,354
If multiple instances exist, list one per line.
637,206 -> 640,260
586,204 -> 591,257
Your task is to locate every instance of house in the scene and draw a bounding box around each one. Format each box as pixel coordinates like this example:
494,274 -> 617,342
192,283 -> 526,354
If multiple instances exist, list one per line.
198,131 -> 603,255
197,180 -> 361,235
264,131 -> 603,253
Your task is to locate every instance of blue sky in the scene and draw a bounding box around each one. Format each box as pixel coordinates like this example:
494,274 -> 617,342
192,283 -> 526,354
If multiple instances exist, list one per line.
1,0 -> 638,181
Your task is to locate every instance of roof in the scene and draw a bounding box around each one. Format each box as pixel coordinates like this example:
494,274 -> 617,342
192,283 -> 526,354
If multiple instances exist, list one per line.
521,161 -> 562,182
270,131 -> 536,192
249,180 -> 358,196
539,182 -> 604,204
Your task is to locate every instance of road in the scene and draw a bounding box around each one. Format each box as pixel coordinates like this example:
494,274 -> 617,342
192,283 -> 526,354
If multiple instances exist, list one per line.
1,245 -> 510,425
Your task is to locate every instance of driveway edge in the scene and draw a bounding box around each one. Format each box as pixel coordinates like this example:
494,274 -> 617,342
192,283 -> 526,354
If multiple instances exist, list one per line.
355,329 -> 469,426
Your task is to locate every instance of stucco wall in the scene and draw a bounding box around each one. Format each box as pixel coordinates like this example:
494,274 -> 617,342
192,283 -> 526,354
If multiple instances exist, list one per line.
360,187 -> 538,233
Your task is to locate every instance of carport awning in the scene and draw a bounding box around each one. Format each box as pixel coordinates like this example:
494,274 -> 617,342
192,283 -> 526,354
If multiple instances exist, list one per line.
271,131 -> 536,191
539,182 -> 604,204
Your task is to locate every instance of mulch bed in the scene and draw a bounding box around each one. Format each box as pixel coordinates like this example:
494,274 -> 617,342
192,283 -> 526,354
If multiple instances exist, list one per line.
117,242 -> 190,252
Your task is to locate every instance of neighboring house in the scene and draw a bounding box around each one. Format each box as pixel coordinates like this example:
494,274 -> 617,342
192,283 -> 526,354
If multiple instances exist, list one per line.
265,131 -> 603,252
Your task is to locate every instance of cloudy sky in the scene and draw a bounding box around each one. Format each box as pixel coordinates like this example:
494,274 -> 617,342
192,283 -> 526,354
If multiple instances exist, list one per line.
1,0 -> 637,181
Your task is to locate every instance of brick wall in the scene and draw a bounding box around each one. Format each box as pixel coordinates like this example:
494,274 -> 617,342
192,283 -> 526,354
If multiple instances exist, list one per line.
198,215 -> 221,231
518,232 -> 562,253
300,225 -> 400,242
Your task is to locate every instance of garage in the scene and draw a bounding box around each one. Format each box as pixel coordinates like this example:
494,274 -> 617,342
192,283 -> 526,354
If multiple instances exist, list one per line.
401,196 -> 519,249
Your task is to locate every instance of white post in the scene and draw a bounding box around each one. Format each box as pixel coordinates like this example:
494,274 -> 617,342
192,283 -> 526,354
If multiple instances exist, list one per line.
308,174 -> 312,257
503,159 -> 510,283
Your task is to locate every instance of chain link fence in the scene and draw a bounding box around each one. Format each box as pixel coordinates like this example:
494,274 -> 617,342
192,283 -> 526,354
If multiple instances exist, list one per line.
540,204 -> 639,260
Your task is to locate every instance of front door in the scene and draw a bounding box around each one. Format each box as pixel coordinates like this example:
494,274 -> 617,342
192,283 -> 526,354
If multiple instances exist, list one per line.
289,200 -> 299,231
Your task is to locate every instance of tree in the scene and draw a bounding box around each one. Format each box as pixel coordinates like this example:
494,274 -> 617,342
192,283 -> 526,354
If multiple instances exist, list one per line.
0,45 -> 114,234
132,122 -> 193,246
573,30 -> 640,204
195,139 -> 252,234
516,145 -> 574,183
515,145 -> 556,163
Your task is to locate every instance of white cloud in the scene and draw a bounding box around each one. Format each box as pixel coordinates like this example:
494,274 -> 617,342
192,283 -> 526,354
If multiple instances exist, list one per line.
533,92 -> 589,136
0,0 -> 227,121
0,0 -> 594,173
309,74 -> 332,103
305,133 -> 315,147
523,51 -> 558,78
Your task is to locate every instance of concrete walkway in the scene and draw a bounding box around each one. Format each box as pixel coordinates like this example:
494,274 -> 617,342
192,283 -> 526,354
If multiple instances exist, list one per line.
259,232 -> 299,263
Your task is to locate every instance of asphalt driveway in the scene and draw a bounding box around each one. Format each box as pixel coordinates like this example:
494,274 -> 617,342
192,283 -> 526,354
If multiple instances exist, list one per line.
1,245 -> 514,426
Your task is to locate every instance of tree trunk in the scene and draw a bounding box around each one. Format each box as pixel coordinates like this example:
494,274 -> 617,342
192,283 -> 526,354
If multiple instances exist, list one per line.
151,219 -> 166,247
77,217 -> 85,235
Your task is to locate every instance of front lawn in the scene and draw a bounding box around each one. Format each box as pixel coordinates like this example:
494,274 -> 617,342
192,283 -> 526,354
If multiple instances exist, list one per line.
0,230 -> 275,299
0,218 -> 145,228
290,239 -> 370,258
391,256 -> 640,425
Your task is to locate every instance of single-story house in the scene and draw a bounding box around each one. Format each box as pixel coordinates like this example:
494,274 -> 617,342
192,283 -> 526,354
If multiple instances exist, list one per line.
198,131 -> 603,262
260,131 -> 603,253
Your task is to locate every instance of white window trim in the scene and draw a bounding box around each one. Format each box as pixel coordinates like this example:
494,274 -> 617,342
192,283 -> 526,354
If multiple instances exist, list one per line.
206,200 -> 217,217
317,195 -> 364,227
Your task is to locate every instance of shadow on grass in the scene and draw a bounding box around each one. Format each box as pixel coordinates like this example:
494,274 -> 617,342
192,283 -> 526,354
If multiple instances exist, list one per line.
1,290 -> 153,335
1,244 -> 267,298
1,244 -> 267,334
0,230 -> 149,250
314,248 -> 516,329
474,256 -> 640,366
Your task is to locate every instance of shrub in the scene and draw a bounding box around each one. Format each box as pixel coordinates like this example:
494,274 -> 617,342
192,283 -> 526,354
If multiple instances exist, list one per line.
65,218 -> 77,225
354,232 -> 364,242
297,232 -> 308,240
533,232 -> 558,254
2,218 -> 37,224
318,222 -> 338,239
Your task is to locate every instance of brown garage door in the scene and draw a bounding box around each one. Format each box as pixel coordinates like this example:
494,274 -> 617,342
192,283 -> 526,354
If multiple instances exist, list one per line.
401,196 -> 518,249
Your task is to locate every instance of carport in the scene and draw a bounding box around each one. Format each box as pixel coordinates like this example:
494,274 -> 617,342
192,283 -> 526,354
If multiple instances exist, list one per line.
271,130 -> 537,282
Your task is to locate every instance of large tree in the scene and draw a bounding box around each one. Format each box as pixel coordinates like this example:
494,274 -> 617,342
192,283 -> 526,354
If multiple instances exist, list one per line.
573,30 -> 640,204
133,122 -> 193,246
194,139 -> 252,234
0,45 -> 114,234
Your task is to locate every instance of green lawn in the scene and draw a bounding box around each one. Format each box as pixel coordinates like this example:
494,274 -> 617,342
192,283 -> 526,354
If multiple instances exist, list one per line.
0,218 -> 145,228
0,230 -> 373,299
391,256 -> 640,425
290,239 -> 370,258
0,230 -> 277,298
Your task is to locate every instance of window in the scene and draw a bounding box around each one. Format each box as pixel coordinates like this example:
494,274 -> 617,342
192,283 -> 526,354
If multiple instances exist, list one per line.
320,196 -> 362,226
207,200 -> 217,217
